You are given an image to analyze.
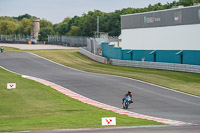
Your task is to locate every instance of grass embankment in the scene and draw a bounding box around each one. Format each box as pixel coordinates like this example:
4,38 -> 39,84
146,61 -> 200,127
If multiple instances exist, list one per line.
3,47 -> 21,52
27,49 -> 200,97
5,47 -> 200,97
0,67 -> 162,132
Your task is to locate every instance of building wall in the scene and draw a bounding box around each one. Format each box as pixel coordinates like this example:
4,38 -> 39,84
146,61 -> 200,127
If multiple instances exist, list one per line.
156,50 -> 181,63
183,50 -> 200,65
102,43 -> 200,65
132,50 -> 154,62
122,50 -> 132,60
121,5 -> 200,50
102,6 -> 200,65
102,43 -> 122,60
121,24 -> 200,50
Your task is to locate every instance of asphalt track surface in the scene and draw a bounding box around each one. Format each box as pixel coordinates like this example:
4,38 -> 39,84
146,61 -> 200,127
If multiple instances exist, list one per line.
10,125 -> 200,133
1,52 -> 200,132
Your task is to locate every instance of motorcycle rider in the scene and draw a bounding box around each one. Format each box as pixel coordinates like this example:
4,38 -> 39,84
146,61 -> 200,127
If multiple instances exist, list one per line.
122,91 -> 133,104
1,46 -> 4,53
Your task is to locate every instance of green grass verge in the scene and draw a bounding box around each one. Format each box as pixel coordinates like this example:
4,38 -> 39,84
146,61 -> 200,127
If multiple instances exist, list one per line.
0,67 -> 162,132
3,46 -> 22,52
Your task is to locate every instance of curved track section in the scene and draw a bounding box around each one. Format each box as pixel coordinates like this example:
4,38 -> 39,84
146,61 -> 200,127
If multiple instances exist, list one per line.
0,52 -> 200,124
21,75 -> 184,125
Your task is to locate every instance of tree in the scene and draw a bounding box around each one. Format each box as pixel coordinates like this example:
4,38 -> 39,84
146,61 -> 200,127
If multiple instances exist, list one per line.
67,26 -> 81,36
19,18 -> 33,35
39,27 -> 55,41
0,20 -> 19,34
40,19 -> 53,29
179,0 -> 194,6
53,17 -> 71,35
15,14 -> 32,21
56,23 -> 69,35
194,0 -> 200,3
79,10 -> 104,36
62,17 -> 71,23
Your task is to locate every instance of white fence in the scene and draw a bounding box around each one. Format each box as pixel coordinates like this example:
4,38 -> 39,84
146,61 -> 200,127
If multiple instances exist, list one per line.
79,48 -> 200,74
48,35 -> 88,47
0,34 -> 30,43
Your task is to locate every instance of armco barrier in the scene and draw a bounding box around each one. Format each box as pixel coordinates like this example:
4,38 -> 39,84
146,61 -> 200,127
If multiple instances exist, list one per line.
79,48 -> 200,74
111,59 -> 200,73
80,47 -> 107,64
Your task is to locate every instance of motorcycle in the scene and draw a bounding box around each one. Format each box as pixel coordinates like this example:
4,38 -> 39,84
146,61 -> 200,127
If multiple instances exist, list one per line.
1,46 -> 4,53
123,96 -> 132,109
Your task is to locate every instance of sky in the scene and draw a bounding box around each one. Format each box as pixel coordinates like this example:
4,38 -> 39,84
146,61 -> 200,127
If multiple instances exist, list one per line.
0,0 -> 178,24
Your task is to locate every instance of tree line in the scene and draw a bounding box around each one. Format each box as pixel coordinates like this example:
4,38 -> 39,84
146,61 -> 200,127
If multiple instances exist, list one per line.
0,0 -> 199,41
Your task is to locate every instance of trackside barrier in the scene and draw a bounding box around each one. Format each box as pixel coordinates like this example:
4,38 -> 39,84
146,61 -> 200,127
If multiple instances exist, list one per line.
79,48 -> 200,74
80,47 -> 107,64
111,59 -> 200,74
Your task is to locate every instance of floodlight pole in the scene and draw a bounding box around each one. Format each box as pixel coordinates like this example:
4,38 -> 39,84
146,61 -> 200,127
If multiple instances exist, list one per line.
97,16 -> 99,38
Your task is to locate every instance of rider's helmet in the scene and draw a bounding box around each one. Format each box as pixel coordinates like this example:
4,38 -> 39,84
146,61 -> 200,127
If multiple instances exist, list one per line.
128,91 -> 131,94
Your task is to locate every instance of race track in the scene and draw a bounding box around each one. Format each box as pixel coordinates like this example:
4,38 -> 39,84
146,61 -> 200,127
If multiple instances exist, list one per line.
0,52 -> 200,125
